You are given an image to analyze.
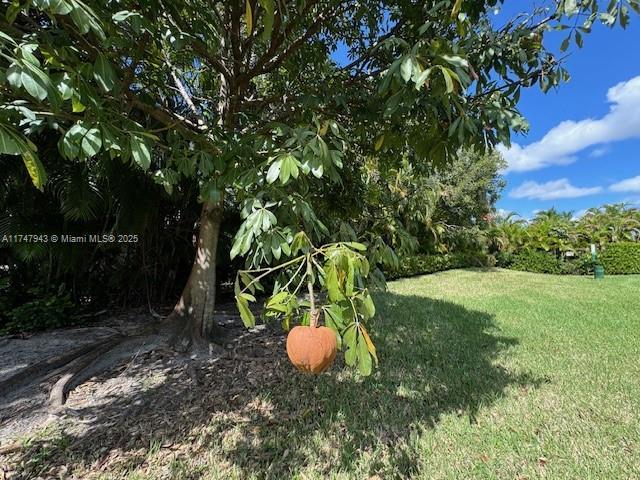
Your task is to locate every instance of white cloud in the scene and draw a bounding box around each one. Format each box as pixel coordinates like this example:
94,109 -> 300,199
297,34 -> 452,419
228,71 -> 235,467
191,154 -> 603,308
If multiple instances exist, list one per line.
499,75 -> 640,173
509,179 -> 602,200
610,175 -> 640,193
589,147 -> 610,158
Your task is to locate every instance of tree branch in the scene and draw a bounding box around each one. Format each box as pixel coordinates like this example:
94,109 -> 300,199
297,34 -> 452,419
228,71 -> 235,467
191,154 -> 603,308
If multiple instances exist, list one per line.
253,1 -> 344,76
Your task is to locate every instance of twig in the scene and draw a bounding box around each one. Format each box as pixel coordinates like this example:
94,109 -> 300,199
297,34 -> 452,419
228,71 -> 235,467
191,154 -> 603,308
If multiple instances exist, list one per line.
0,443 -> 21,455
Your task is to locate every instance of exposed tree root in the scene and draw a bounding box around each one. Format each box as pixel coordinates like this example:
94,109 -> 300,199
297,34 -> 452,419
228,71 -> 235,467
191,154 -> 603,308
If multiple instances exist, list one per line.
49,336 -> 124,408
2,314 -> 237,414
0,335 -> 123,395
0,442 -> 22,455
166,310 -> 229,354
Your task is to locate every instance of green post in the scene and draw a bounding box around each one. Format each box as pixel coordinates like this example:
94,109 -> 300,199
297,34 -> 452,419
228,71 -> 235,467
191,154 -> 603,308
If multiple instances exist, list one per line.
594,264 -> 605,280
591,244 -> 604,279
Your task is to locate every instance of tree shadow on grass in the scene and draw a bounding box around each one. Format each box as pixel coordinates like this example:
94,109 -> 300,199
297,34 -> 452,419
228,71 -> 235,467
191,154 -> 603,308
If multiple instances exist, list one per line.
6,292 -> 547,479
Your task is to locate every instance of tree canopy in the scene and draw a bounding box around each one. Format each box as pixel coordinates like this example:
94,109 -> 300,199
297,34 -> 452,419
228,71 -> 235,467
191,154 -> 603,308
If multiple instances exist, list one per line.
1,0 -> 638,372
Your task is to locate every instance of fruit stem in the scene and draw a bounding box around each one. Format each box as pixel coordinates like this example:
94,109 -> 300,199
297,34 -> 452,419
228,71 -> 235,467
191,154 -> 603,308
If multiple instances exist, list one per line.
306,255 -> 318,328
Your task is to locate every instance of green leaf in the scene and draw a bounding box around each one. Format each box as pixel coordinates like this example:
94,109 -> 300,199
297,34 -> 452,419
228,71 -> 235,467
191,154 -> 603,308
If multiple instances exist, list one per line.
414,67 -> 432,90
239,292 -> 256,303
49,0 -> 73,15
266,158 -> 281,183
374,135 -> 384,151
345,242 -> 367,251
324,304 -> 346,330
61,124 -> 84,159
343,324 -> 358,366
564,0 -> 578,15
311,158 -> 323,178
130,133 -> 151,170
440,67 -> 455,94
357,334 -> 373,375
290,231 -> 309,254
280,156 -> 291,184
325,262 -> 343,302
0,124 -> 25,155
55,73 -> 74,100
94,53 -> 117,92
267,291 -> 289,308
359,324 -> 378,365
259,0 -> 275,41
400,55 -> 414,82
451,0 -> 463,18
20,68 -> 48,100
6,1 -> 21,24
21,61 -> 59,107
72,94 -> 86,112
245,0 -> 253,35
6,64 -> 22,88
574,30 -> 583,48
236,296 -> 256,328
230,234 -> 244,259
279,154 -> 299,184
69,0 -> 105,39
362,291 -> 376,319
69,1 -> 92,34
112,10 -> 138,22
345,258 -> 354,296
81,126 -> 102,157
441,54 -> 469,69
21,151 -> 48,191
101,125 -> 122,152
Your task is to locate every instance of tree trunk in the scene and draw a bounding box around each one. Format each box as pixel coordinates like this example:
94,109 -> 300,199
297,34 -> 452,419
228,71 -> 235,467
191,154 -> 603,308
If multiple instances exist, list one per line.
169,199 -> 224,349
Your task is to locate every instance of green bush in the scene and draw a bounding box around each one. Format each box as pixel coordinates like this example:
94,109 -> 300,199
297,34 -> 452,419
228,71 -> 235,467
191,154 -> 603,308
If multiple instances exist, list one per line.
387,252 -> 488,279
599,243 -> 640,274
0,286 -> 76,335
509,251 -> 563,274
506,251 -> 593,275
495,251 -> 516,268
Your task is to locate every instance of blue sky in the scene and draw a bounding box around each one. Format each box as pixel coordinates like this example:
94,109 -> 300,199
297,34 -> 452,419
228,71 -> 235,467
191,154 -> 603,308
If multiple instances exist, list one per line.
494,4 -> 640,219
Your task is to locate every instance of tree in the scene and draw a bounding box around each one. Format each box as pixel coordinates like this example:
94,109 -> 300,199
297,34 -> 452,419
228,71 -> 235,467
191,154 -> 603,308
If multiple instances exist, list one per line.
1,0 -> 637,351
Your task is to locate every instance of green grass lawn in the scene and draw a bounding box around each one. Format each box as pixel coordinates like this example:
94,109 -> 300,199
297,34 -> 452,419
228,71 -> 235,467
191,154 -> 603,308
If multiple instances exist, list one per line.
218,269 -> 639,480
12,269 -> 640,479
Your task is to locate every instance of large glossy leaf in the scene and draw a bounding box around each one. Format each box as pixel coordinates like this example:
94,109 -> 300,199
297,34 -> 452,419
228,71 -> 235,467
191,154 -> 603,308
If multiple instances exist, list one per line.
94,53 -> 117,92
130,133 -> 151,170
0,124 -> 25,155
21,151 -> 48,191
245,0 -> 253,34
356,333 -> 373,375
20,67 -> 48,100
80,126 -> 102,157
266,158 -> 281,183
236,296 -> 255,327
259,0 -> 275,40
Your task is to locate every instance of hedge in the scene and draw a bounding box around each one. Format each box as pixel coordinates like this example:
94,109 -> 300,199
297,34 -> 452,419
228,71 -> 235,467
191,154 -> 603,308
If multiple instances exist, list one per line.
386,252 -> 489,279
500,243 -> 640,275
599,242 -> 640,274
387,243 -> 640,279
507,250 -> 591,275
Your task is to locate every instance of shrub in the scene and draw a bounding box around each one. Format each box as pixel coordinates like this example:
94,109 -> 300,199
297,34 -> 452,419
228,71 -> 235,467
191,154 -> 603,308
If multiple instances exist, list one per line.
495,251 -> 516,268
0,286 -> 76,335
508,251 -> 595,275
599,243 -> 640,274
510,251 -> 564,274
387,252 -> 488,279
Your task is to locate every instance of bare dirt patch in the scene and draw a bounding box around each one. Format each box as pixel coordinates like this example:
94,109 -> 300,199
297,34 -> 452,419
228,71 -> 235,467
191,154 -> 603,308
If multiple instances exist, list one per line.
0,305 -> 289,479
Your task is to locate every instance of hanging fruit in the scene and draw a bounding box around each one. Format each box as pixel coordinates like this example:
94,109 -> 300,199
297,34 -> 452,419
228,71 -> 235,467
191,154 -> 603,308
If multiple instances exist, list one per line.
286,310 -> 337,373
234,235 -> 378,376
